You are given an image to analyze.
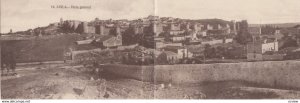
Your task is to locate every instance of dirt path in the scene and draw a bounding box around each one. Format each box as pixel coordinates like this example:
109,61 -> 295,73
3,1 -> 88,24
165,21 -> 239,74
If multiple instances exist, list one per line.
1,64 -> 300,99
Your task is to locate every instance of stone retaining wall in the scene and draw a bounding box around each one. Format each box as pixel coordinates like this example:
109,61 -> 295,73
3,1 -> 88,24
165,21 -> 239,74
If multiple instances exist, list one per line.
103,61 -> 300,89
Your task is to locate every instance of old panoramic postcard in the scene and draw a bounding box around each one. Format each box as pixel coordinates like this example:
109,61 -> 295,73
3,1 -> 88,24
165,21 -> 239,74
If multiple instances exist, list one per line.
1,0 -> 300,101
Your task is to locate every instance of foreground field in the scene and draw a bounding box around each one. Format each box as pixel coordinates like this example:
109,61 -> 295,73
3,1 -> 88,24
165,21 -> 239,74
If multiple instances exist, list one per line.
1,63 -> 300,99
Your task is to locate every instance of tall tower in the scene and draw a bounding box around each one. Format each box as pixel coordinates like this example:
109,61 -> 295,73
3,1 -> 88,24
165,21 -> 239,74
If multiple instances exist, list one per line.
115,25 -> 122,46
186,23 -> 190,31
73,21 -> 81,31
133,25 -> 138,35
170,23 -> 175,31
151,20 -> 161,37
193,23 -> 198,32
100,25 -> 104,35
81,22 -> 88,33
60,18 -> 64,25
240,20 -> 249,32
115,25 -> 121,36
96,24 -> 105,35
231,20 -> 237,34
152,22 -> 157,33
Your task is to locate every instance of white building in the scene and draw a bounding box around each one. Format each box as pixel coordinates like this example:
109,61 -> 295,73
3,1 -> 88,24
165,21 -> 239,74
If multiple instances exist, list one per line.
247,39 -> 278,61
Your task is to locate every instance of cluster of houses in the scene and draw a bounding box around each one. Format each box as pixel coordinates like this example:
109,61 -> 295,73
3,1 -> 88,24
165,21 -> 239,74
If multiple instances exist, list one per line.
2,15 -> 300,65
57,15 -> 300,64
63,16 -> 244,64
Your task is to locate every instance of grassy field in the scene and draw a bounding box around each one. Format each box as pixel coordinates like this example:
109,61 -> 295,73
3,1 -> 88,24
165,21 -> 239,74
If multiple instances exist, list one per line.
1,34 -> 84,63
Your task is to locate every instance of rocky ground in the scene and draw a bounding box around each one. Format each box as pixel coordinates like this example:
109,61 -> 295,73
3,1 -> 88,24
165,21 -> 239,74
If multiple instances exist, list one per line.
1,63 -> 300,99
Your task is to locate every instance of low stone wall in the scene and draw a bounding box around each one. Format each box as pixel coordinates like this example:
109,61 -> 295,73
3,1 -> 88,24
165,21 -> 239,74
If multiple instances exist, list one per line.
102,64 -> 154,81
102,61 -> 300,89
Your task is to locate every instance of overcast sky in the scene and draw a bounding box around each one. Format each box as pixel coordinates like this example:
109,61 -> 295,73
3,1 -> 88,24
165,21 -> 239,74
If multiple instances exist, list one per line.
1,0 -> 300,33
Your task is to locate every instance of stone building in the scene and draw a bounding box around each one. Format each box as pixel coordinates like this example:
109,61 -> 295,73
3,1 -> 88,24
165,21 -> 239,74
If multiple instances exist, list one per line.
92,26 -> 122,48
162,46 -> 190,59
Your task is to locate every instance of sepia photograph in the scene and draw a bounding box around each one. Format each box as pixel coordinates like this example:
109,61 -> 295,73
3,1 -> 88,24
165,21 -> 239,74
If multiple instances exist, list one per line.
1,0 -> 300,102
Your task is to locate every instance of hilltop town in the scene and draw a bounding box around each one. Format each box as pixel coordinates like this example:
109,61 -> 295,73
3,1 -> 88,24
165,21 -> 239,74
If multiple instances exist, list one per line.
3,0 -> 300,100
1,15 -> 300,65
1,15 -> 300,99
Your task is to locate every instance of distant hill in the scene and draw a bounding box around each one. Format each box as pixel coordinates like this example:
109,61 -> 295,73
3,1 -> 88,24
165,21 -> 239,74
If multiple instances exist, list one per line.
190,19 -> 230,26
249,23 -> 300,28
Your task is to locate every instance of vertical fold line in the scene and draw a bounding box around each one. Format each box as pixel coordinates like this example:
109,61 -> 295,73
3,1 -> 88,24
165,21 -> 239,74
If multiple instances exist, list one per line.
152,0 -> 157,99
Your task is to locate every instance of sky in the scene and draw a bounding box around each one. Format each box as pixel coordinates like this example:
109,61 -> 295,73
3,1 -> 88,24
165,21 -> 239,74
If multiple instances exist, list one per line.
1,0 -> 300,33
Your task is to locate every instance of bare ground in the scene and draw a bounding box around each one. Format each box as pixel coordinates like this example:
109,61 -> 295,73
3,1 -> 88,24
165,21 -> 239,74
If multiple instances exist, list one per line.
1,63 -> 300,99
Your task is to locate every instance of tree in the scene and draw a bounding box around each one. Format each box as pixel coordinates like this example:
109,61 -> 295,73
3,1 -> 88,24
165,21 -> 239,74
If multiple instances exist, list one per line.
123,28 -> 138,45
235,20 -> 252,44
204,44 -> 211,57
216,46 -> 226,58
235,31 -> 252,45
280,37 -> 298,49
